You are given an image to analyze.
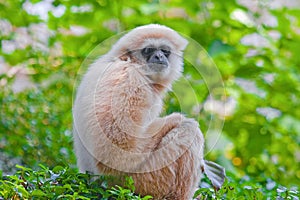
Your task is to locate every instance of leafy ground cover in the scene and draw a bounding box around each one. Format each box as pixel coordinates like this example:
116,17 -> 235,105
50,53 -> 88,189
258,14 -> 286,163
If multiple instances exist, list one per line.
0,165 -> 298,199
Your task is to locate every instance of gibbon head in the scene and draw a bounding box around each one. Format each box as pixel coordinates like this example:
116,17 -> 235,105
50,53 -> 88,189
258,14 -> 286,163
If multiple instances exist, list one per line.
108,24 -> 188,85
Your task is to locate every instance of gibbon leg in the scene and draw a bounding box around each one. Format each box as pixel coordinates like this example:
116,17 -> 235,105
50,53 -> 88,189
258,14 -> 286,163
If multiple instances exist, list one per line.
133,117 -> 204,200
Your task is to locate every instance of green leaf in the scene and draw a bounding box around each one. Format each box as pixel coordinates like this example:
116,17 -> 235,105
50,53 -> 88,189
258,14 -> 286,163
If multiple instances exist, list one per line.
15,185 -> 29,198
142,195 -> 153,200
52,165 -> 65,173
31,189 -> 47,197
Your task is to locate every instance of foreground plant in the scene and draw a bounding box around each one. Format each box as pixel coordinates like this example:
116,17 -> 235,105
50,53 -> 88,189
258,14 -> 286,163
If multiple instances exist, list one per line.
0,165 -> 298,199
0,165 -> 151,200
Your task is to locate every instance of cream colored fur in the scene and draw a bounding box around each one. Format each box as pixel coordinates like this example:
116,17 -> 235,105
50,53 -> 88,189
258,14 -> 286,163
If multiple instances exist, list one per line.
73,24 -> 204,200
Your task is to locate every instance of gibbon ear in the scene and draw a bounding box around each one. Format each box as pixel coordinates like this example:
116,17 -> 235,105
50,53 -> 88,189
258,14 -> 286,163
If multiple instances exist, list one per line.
119,54 -> 130,62
119,50 -> 133,62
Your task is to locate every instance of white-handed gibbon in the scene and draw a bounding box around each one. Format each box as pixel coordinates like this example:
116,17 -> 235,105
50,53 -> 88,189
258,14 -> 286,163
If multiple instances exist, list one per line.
73,24 -> 220,200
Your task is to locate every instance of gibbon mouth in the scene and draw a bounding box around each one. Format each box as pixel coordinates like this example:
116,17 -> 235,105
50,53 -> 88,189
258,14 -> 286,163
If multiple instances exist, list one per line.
151,60 -> 168,65
149,59 -> 168,66
149,63 -> 168,72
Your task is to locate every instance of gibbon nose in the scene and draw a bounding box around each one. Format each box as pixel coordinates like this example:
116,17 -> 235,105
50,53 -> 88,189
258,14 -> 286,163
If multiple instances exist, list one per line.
149,50 -> 168,65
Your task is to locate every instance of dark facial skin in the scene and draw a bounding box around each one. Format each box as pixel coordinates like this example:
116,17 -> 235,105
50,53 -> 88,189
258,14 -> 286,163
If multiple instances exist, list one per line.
126,45 -> 173,80
141,46 -> 171,67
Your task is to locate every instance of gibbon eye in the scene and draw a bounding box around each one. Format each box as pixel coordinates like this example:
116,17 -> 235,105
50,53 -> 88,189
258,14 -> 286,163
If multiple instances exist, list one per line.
142,47 -> 156,56
161,49 -> 171,57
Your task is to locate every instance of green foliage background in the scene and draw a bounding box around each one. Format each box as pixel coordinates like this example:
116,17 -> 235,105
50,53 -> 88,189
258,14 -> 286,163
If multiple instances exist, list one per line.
0,0 -> 299,197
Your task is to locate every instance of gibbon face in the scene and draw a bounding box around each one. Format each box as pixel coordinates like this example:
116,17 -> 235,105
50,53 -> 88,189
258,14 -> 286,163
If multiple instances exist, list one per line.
132,42 -> 171,79
108,24 -> 188,84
